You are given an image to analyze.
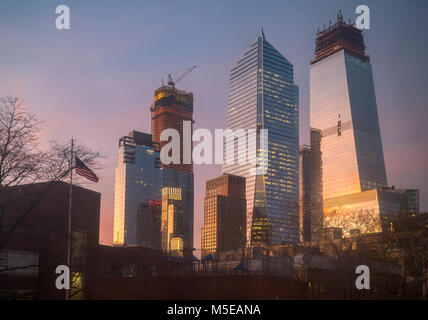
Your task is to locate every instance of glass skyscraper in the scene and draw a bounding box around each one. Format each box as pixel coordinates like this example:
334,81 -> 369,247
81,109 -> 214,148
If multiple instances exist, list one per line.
113,130 -> 193,255
223,33 -> 299,246
113,131 -> 162,246
310,15 -> 387,200
310,13 -> 400,235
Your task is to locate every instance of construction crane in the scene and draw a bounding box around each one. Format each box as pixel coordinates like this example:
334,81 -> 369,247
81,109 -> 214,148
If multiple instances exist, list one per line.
167,65 -> 197,88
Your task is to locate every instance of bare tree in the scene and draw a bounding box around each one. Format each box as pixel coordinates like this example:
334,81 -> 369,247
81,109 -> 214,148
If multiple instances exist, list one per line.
386,214 -> 428,298
0,96 -> 104,252
298,208 -> 411,299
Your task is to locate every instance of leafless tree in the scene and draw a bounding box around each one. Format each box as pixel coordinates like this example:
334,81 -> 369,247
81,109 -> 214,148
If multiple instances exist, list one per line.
297,208 -> 411,299
386,214 -> 428,298
0,95 -> 104,252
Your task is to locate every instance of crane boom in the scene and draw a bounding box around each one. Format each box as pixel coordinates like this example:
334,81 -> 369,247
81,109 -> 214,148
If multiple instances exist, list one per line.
167,65 -> 197,88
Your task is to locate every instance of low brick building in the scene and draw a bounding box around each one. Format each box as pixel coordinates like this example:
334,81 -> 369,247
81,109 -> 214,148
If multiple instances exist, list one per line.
0,181 -> 100,299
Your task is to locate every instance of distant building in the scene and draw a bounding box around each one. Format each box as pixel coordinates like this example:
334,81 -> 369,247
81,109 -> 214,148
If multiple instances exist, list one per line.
113,131 -> 162,247
201,174 -> 246,258
161,187 -> 184,256
403,189 -> 420,214
223,32 -> 300,246
0,182 -> 100,299
299,146 -> 311,242
161,169 -> 194,259
113,83 -> 196,256
380,187 -> 420,215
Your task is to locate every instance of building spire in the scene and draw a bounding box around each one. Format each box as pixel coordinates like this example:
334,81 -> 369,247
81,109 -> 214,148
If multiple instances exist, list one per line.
337,9 -> 344,23
261,27 -> 265,40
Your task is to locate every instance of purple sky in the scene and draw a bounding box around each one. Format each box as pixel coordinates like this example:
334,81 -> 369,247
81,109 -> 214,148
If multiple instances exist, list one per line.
1,1 -> 427,248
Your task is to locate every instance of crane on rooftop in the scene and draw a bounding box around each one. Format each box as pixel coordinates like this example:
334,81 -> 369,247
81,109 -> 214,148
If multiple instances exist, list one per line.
166,65 -> 197,88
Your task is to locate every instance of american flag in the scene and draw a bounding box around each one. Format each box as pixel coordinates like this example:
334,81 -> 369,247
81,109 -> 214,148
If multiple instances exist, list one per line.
75,156 -> 99,183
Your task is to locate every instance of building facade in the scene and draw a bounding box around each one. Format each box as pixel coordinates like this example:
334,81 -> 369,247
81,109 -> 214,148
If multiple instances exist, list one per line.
309,13 -> 410,235
113,83 -> 196,256
380,187 -> 420,215
0,182 -> 100,299
136,200 -> 162,249
310,128 -> 324,239
299,146 -> 311,242
201,174 -> 246,258
310,15 -> 388,200
223,32 -> 300,246
161,187 -> 184,256
113,131 -> 162,247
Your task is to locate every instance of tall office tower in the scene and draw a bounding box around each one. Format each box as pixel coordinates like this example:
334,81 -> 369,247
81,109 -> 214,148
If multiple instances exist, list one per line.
310,13 -> 394,235
299,146 -> 311,242
161,187 -> 184,256
201,174 -> 246,258
310,13 -> 387,198
223,32 -> 300,246
151,85 -> 194,258
113,131 -> 162,246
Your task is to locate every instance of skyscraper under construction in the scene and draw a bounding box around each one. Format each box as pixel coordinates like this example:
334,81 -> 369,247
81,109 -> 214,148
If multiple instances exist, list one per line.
151,85 -> 194,172
151,82 -> 195,258
310,12 -> 401,235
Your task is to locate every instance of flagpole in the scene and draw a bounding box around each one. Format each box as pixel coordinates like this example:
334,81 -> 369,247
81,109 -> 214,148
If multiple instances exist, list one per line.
66,138 -> 73,300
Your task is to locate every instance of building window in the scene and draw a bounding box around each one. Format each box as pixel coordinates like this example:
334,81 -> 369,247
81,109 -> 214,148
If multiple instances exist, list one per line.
71,229 -> 87,300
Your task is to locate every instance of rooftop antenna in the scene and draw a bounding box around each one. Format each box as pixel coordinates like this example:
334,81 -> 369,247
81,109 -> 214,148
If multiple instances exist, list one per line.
261,27 -> 265,40
337,9 -> 344,23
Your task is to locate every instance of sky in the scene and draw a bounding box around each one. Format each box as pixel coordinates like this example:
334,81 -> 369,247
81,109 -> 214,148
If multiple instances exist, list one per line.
1,0 -> 427,249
